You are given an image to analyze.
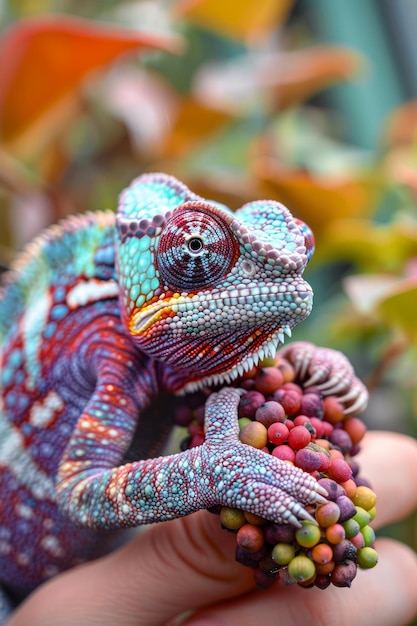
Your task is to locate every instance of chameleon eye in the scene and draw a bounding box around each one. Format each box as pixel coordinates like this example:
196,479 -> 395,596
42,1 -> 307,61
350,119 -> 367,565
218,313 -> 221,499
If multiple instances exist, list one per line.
187,236 -> 204,255
157,203 -> 237,291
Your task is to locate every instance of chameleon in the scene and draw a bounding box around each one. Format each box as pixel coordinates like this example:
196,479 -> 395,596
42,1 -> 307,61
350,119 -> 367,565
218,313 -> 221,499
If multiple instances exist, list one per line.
0,172 -> 367,620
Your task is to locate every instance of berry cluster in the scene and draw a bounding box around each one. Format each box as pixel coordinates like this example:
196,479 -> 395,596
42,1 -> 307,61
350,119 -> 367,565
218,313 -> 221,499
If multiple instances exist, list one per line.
176,354 -> 378,589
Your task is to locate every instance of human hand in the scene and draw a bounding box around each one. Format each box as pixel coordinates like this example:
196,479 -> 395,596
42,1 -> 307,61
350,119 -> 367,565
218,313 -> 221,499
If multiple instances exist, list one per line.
8,432 -> 417,626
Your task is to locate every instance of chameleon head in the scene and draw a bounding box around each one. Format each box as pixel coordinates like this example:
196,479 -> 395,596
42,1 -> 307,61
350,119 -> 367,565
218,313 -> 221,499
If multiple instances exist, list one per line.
116,173 -> 314,392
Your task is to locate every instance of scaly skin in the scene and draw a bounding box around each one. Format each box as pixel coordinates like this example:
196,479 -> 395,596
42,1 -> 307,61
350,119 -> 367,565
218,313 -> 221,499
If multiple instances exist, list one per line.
0,173 -> 367,620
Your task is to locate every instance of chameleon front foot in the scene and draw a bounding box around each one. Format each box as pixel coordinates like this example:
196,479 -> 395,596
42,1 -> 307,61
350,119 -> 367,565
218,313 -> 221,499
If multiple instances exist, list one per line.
202,388 -> 328,527
279,341 -> 368,415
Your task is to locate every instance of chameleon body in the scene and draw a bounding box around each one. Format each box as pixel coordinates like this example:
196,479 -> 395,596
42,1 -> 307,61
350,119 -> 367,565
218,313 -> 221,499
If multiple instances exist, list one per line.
0,173 -> 367,619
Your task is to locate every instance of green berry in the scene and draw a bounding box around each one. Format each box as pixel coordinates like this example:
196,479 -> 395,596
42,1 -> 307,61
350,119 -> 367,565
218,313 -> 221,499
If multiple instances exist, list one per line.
357,547 -> 378,569
288,555 -> 316,583
271,542 -> 295,565
238,417 -> 252,430
342,518 -> 361,539
295,522 -> 321,548
353,506 -> 371,528
220,507 -> 246,530
361,525 -> 376,547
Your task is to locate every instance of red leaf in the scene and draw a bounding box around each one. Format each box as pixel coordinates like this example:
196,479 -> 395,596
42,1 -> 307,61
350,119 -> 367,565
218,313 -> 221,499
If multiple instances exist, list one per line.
0,15 -> 181,150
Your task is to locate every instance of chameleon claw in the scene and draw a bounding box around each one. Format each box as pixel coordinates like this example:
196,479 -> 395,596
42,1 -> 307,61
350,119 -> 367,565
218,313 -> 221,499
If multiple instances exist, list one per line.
316,378 -> 349,395
343,391 -> 369,415
303,368 -> 328,387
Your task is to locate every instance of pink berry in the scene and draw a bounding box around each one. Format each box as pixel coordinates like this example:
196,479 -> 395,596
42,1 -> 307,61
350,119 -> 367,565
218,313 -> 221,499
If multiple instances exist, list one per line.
317,452 -> 330,472
316,501 -> 340,527
309,417 -> 324,438
255,401 -> 286,427
272,445 -> 295,463
238,391 -> 266,418
300,393 -> 323,417
295,448 -> 322,472
343,416 -> 367,445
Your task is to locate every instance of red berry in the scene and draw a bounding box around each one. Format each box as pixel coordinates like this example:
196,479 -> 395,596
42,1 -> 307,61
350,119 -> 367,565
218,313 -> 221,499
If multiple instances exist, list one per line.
287,425 -> 311,449
323,397 -> 345,424
343,416 -> 367,445
328,458 -> 353,483
309,417 -> 324,438
267,422 -> 289,445
254,367 -> 284,395
236,524 -> 265,553
271,389 -> 302,416
293,415 -> 311,427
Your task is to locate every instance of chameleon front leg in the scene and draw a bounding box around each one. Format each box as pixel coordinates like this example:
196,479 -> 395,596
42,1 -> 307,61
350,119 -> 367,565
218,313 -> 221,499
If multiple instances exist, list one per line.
56,381 -> 327,530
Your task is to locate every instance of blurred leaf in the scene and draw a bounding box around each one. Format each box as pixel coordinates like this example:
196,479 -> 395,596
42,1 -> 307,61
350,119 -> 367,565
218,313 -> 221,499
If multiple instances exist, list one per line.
100,67 -> 177,158
174,0 -> 293,42
321,217 -> 417,271
265,46 -> 363,111
344,274 -> 402,315
159,97 -> 232,159
0,14 -> 181,159
377,279 -> 417,341
254,155 -> 379,241
193,47 -> 361,115
383,101 -> 417,149
345,273 -> 417,341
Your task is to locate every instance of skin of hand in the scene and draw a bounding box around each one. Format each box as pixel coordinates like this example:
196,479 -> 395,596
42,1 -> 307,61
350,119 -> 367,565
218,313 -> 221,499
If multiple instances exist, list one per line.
7,432 -> 417,626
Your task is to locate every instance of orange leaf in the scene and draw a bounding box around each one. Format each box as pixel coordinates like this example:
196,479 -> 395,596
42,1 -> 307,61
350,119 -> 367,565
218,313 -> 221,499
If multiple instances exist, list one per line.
0,15 -> 181,155
255,156 -> 378,238
174,0 -> 293,42
160,97 -> 232,158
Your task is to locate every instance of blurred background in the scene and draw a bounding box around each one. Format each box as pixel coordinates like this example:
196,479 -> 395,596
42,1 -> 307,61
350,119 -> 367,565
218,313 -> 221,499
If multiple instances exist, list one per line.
0,0 -> 416,604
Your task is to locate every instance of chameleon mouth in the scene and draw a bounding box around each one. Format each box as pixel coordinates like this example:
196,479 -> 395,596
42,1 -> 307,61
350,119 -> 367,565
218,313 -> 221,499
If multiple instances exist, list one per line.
131,299 -> 176,334
179,325 -> 292,394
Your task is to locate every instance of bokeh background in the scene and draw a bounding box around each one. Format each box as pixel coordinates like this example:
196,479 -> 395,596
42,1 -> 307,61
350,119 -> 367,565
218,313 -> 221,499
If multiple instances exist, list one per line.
1,0 -> 416,612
